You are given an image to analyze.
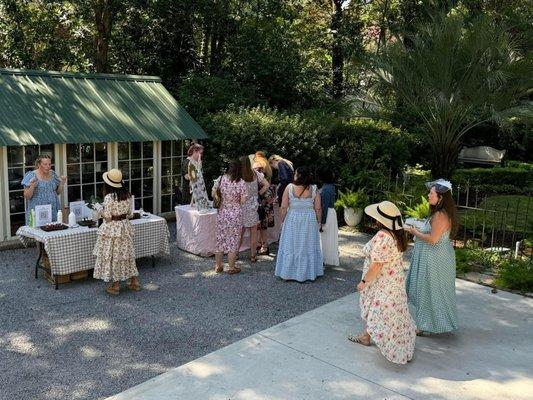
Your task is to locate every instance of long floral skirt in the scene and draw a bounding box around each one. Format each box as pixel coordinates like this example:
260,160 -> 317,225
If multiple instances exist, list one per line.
93,234 -> 138,282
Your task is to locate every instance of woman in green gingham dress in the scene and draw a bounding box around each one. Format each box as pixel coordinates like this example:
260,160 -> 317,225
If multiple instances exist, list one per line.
405,180 -> 458,334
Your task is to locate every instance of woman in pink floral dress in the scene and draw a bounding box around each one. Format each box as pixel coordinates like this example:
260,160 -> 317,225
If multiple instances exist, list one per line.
348,201 -> 416,364
215,159 -> 247,274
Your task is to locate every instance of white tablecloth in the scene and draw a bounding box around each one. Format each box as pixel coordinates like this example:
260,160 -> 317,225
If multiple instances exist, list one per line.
175,205 -> 281,257
17,214 -> 170,275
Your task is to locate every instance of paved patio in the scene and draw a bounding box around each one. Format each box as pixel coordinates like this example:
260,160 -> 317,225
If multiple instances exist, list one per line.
108,279 -> 533,400
0,226 -> 365,400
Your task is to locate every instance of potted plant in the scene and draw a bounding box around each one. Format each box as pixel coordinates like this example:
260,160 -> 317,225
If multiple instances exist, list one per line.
404,196 -> 430,230
335,189 -> 369,227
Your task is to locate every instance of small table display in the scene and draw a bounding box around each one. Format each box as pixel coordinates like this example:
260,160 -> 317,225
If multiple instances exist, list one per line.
17,213 -> 170,289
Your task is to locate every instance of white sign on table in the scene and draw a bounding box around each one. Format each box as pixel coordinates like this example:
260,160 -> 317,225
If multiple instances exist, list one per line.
69,201 -> 86,221
35,204 -> 52,227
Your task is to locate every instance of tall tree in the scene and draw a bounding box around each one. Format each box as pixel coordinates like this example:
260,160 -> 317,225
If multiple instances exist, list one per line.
365,14 -> 531,178
93,0 -> 116,72
331,0 -> 346,98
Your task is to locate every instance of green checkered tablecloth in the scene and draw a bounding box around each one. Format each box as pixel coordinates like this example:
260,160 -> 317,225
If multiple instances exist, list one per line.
17,215 -> 170,276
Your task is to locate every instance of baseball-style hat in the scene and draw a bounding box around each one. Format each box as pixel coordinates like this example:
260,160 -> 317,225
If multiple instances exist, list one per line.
102,169 -> 123,188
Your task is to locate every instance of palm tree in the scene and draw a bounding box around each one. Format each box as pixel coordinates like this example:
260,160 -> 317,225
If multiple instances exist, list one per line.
363,14 -> 531,178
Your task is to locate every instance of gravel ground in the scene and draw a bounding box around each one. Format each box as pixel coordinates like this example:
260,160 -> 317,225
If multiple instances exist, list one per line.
0,224 -> 367,400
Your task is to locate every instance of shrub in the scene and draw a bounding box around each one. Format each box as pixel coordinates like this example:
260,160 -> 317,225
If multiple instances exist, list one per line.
335,189 -> 369,210
453,166 -> 533,194
199,107 -> 412,187
405,196 -> 430,219
495,258 -> 533,293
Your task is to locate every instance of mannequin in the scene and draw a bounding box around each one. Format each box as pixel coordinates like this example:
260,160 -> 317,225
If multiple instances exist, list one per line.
185,143 -> 210,213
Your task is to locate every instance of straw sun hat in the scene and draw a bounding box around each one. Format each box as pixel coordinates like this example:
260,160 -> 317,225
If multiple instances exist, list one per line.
102,169 -> 123,188
364,201 -> 404,231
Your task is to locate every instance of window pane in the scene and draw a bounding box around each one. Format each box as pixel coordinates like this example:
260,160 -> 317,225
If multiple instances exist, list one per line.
172,140 -> 181,157
118,142 -> 129,160
67,144 -> 80,163
161,195 -> 171,212
7,146 -> 23,166
130,160 -> 141,179
8,168 -> 24,190
81,143 -> 94,163
95,183 -> 105,199
118,161 -> 130,180
9,191 -> 25,213
95,162 -> 107,182
130,142 -> 141,159
161,158 -> 172,176
82,163 -> 95,183
161,141 -> 171,158
25,145 -> 39,167
130,179 -> 142,198
143,160 -> 153,177
10,213 -> 25,236
161,176 -> 171,194
67,164 -> 81,185
143,178 -> 153,195
68,185 -> 81,202
143,141 -> 153,159
82,184 -> 95,202
134,197 -> 141,210
95,142 -> 107,161
172,158 -> 183,176
142,197 -> 153,213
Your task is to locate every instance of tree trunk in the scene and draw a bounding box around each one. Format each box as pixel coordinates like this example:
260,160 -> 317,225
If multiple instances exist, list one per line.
331,0 -> 344,99
93,0 -> 114,73
430,136 -> 460,179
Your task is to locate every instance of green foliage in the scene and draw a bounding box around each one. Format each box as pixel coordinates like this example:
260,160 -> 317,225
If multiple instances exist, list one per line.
334,189 -> 369,211
405,196 -> 430,219
365,13 -> 531,178
453,167 -> 533,194
495,259 -> 533,293
199,106 -> 411,188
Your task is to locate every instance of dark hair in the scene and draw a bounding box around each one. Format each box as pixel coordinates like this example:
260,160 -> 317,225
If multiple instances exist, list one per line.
187,143 -> 204,157
377,222 -> 408,252
103,182 -> 131,202
227,159 -> 242,182
294,166 -> 313,187
240,156 -> 255,182
319,169 -> 334,184
430,188 -> 458,239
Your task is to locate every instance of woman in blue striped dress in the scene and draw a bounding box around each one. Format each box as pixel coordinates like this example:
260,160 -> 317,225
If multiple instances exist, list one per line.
275,166 -> 323,282
404,179 -> 458,334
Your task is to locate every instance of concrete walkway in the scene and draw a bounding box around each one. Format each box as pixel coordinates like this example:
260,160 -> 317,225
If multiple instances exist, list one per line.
108,279 -> 533,400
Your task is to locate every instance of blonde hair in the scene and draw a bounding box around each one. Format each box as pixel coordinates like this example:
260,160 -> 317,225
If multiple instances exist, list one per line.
254,151 -> 273,182
268,154 -> 294,171
34,154 -> 52,168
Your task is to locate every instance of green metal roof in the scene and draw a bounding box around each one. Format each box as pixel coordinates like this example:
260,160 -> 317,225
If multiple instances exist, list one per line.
0,68 -> 207,146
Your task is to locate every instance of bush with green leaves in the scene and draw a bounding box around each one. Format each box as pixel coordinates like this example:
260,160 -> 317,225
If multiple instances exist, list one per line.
199,107 -> 412,187
405,196 -> 430,219
335,189 -> 369,211
453,166 -> 533,194
495,258 -> 533,293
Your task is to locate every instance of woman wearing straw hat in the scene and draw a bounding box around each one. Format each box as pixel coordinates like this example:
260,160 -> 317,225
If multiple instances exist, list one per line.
404,179 -> 458,335
92,169 -> 140,295
348,201 -> 416,364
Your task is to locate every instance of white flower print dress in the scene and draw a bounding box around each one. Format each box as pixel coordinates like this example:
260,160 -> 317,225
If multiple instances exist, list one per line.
93,194 -> 138,282
359,230 -> 416,364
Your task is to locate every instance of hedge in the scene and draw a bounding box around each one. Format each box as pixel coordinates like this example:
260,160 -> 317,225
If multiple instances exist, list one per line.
198,106 -> 412,189
453,166 -> 533,194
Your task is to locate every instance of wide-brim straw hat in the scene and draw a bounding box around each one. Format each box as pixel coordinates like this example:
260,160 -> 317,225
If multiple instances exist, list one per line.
102,169 -> 123,188
364,201 -> 404,231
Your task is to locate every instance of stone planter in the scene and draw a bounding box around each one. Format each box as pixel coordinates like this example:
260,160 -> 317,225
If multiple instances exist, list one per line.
344,207 -> 363,227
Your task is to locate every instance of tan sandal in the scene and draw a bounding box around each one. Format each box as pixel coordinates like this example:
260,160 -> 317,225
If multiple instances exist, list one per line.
126,282 -> 141,291
347,334 -> 371,346
227,267 -> 241,275
250,255 -> 258,263
215,265 -> 224,273
106,285 -> 120,295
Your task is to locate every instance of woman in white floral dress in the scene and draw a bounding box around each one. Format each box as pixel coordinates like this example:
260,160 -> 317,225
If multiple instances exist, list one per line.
93,169 -> 139,295
349,201 -> 416,364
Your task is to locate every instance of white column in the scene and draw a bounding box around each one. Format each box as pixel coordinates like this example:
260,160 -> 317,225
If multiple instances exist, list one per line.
55,144 -> 68,208
0,146 -> 7,241
108,142 -> 118,168
153,141 -> 161,215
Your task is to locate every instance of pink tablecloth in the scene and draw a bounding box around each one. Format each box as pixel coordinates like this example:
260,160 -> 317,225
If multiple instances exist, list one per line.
175,205 -> 281,257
